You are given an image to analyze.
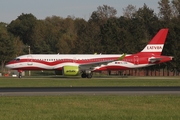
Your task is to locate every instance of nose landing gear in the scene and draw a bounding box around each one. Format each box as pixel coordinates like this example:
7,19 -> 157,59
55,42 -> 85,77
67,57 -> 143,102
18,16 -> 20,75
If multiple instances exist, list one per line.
18,70 -> 23,78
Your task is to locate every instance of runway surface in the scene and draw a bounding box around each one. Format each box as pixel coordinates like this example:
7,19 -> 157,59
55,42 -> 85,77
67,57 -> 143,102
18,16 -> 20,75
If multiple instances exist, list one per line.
0,87 -> 180,96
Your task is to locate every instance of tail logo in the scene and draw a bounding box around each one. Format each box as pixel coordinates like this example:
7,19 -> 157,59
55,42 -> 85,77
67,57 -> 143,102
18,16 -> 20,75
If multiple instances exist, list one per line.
147,45 -> 163,50
142,44 -> 164,52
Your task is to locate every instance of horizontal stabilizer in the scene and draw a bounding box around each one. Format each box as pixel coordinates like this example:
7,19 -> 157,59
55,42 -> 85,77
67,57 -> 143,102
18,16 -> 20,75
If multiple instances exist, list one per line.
148,57 -> 162,63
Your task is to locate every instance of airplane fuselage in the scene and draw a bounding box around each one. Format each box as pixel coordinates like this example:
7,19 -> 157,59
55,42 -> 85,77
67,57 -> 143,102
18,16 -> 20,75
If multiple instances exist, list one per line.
6,54 -> 172,71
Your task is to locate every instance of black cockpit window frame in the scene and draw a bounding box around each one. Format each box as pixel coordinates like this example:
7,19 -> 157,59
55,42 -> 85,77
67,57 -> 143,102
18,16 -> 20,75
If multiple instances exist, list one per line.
15,58 -> 20,62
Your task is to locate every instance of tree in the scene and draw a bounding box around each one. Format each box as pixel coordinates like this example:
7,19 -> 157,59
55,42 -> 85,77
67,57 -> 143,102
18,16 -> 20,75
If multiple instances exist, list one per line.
89,5 -> 117,24
0,22 -> 23,72
7,13 -> 37,46
44,16 -> 77,54
30,20 -> 51,53
158,0 -> 173,20
132,4 -> 160,52
165,21 -> 180,74
72,17 -> 103,54
72,18 -> 89,53
100,18 -> 122,53
123,4 -> 137,19
172,0 -> 180,18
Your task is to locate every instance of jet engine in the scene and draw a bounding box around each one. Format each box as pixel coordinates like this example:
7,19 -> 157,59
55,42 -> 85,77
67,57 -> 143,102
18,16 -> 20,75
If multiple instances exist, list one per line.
63,66 -> 79,76
55,66 -> 79,76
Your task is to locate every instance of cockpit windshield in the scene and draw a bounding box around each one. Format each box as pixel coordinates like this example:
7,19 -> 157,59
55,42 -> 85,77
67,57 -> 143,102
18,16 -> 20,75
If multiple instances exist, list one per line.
14,58 -> 20,62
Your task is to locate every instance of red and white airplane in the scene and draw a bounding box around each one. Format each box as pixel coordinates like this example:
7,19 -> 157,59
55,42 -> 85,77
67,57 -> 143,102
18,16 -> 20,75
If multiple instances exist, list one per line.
6,28 -> 172,78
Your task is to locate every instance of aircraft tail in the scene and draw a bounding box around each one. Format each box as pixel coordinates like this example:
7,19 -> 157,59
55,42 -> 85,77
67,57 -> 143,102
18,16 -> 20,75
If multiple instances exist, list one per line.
138,28 -> 169,55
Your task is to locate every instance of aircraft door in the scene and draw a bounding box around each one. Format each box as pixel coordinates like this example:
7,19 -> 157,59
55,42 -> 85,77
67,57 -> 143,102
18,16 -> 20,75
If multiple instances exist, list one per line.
27,55 -> 33,65
134,56 -> 139,65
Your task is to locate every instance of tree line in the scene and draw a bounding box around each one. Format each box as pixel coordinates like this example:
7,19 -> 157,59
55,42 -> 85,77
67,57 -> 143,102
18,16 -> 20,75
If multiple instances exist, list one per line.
0,0 -> 180,75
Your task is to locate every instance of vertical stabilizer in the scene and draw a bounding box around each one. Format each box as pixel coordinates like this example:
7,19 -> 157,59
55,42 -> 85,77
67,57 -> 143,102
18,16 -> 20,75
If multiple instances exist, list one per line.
139,29 -> 168,55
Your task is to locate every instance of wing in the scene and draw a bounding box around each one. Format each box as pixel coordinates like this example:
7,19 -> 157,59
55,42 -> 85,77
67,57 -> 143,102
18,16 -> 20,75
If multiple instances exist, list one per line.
79,53 -> 126,68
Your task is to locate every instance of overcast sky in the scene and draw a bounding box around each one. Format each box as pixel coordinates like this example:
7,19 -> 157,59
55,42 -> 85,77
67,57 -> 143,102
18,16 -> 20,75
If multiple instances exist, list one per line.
0,0 -> 160,23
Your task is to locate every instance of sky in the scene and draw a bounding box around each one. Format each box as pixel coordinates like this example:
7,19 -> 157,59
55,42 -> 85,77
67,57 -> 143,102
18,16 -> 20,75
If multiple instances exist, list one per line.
0,0 -> 160,23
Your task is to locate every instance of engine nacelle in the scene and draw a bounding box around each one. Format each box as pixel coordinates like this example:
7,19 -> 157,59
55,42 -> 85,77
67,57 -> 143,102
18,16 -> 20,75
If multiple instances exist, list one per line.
63,66 -> 79,76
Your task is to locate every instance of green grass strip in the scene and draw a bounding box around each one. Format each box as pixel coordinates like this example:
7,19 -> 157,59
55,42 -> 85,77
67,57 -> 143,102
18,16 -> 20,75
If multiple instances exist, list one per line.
0,77 -> 180,87
0,95 -> 180,120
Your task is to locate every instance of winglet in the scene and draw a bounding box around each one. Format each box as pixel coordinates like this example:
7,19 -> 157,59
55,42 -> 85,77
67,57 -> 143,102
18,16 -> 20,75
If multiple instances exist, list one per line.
117,53 -> 126,60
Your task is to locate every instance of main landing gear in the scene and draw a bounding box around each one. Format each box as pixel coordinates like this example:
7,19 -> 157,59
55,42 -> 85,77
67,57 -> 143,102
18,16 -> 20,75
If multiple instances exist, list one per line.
17,70 -> 23,78
18,72 -> 22,78
81,71 -> 93,78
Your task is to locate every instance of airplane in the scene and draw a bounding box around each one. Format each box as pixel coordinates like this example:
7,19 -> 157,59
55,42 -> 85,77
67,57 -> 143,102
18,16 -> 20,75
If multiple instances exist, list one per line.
5,28 -> 173,78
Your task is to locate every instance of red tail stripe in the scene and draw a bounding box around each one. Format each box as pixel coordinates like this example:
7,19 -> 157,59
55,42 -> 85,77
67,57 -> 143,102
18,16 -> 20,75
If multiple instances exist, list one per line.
149,29 -> 168,44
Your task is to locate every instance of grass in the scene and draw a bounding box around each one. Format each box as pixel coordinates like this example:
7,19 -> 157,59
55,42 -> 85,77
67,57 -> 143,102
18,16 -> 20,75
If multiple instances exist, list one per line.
0,95 -> 180,120
0,76 -> 180,87
0,77 -> 180,120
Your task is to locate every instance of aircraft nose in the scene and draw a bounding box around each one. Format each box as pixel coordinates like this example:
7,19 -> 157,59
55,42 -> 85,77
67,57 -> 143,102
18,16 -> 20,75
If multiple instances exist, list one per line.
5,63 -> 12,69
170,56 -> 173,60
5,64 -> 10,68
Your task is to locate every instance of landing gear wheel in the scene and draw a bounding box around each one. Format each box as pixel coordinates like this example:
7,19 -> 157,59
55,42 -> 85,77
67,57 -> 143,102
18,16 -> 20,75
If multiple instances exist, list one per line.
87,73 -> 92,78
81,73 -> 87,78
18,72 -> 22,78
81,72 -> 93,78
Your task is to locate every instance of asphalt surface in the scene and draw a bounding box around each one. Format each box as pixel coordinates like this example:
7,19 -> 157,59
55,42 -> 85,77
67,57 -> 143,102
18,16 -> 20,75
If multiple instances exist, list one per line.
0,87 -> 180,96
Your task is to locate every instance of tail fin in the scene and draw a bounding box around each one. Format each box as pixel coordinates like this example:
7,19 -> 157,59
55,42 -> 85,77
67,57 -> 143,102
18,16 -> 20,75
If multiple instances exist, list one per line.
139,28 -> 168,55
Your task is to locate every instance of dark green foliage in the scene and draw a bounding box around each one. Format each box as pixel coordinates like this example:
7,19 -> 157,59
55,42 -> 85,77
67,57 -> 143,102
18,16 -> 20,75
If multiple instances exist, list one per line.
0,22 -> 23,72
7,13 -> 37,45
